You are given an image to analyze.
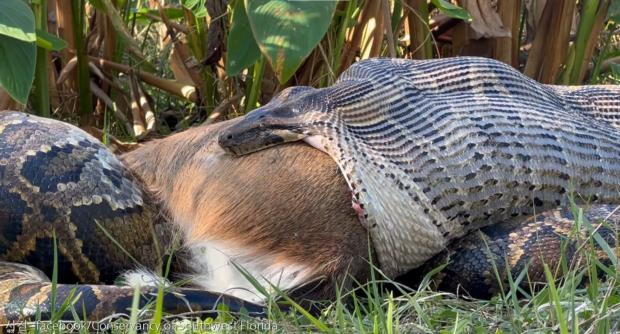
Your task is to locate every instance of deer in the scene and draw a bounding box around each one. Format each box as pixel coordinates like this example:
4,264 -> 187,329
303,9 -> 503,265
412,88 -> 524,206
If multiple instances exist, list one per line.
121,119 -> 371,304
122,118 -> 619,305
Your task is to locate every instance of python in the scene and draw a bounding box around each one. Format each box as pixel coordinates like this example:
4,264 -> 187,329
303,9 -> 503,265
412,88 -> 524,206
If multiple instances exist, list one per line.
1,86 -> 618,321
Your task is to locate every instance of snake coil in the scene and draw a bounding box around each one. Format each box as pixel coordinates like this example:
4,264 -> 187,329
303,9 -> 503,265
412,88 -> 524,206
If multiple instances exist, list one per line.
2,55 -> 620,320
0,111 -> 265,322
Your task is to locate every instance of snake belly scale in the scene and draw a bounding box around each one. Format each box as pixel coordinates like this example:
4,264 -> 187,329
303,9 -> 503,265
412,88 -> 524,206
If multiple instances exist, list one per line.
219,57 -> 620,277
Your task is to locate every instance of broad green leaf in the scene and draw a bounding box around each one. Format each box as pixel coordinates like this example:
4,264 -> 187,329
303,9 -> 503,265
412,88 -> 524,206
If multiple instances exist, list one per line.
245,0 -> 337,83
182,0 -> 207,18
0,34 -> 36,104
0,0 -> 36,42
129,7 -> 185,23
36,29 -> 67,51
431,0 -> 472,22
226,0 -> 261,76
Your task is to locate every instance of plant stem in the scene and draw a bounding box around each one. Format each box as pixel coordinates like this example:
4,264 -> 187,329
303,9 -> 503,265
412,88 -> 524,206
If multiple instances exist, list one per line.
569,0 -> 600,84
334,0 -> 356,74
590,22 -> 614,83
406,0 -> 432,59
246,56 -> 266,112
32,0 -> 50,117
71,0 -> 93,125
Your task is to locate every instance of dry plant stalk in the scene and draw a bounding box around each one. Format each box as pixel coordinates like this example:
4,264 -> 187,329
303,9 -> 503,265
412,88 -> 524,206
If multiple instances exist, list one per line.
405,0 -> 432,59
382,0 -> 397,57
359,0 -> 384,59
576,0 -> 611,82
159,8 -> 206,100
54,0 -> 76,84
129,76 -> 147,138
170,46 -> 196,86
98,0 -> 145,60
56,57 -> 78,86
204,92 -> 243,125
138,83 -> 156,136
492,0 -> 522,67
524,0 -> 576,83
340,0 -> 380,73
88,62 -> 123,92
145,13 -> 189,34
91,56 -> 198,102
89,80 -> 134,136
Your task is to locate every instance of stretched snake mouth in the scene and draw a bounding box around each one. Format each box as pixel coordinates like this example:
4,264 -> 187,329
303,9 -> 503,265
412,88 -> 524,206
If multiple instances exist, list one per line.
220,132 -> 285,155
219,125 -> 305,156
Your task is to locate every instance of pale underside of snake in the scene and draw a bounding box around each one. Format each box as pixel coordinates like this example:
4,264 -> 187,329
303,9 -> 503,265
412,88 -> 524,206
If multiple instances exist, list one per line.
0,107 -> 619,321
2,56 -> 620,321
219,56 -> 620,277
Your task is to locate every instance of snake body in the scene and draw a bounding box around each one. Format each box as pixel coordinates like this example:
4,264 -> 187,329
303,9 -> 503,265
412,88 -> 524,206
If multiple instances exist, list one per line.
219,57 -> 620,277
0,111 -> 265,322
2,64 -> 620,320
0,111 -> 165,282
409,205 -> 619,298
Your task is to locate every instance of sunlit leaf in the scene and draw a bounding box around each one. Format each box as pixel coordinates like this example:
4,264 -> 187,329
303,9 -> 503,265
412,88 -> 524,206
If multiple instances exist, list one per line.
36,29 -> 67,51
245,0 -> 337,83
130,7 -> 185,23
431,0 -> 472,22
226,0 -> 261,76
182,0 -> 207,18
0,0 -> 36,42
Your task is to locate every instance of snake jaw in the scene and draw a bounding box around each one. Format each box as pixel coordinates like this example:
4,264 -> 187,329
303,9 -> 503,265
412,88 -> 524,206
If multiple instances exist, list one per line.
219,88 -> 328,156
219,107 -> 309,156
219,126 -> 306,156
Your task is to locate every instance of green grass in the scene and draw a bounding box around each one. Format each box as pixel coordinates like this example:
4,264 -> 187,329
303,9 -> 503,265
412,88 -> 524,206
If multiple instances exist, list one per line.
20,207 -> 620,333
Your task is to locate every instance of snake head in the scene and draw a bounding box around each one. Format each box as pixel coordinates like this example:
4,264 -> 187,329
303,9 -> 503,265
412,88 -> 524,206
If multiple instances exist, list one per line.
219,87 -> 320,156
218,107 -> 307,156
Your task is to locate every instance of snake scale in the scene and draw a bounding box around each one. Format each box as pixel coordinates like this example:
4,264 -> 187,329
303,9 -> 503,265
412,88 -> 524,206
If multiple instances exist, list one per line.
219,56 -> 620,277
1,56 -> 619,321
0,112 -> 265,322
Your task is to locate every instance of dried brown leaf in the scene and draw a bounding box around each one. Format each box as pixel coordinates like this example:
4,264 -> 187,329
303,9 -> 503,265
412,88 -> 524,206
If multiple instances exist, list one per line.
462,0 -> 511,39
170,46 -> 195,86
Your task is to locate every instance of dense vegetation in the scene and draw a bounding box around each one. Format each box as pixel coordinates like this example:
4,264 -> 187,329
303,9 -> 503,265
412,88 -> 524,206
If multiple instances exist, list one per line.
1,0 -> 619,136
0,0 -> 619,332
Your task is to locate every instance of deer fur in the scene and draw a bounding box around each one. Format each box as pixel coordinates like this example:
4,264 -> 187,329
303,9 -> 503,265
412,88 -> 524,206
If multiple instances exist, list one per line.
121,120 -> 370,303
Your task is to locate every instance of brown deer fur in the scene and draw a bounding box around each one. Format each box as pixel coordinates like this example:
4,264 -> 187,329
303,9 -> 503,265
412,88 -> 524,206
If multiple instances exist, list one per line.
121,120 -> 371,301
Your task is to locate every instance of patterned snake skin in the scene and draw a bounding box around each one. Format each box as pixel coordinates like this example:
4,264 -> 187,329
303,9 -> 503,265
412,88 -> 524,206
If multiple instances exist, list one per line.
0,262 -> 266,323
0,111 -> 165,282
408,205 -> 619,298
0,111 -> 265,321
1,86 -> 619,320
219,57 -> 620,277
